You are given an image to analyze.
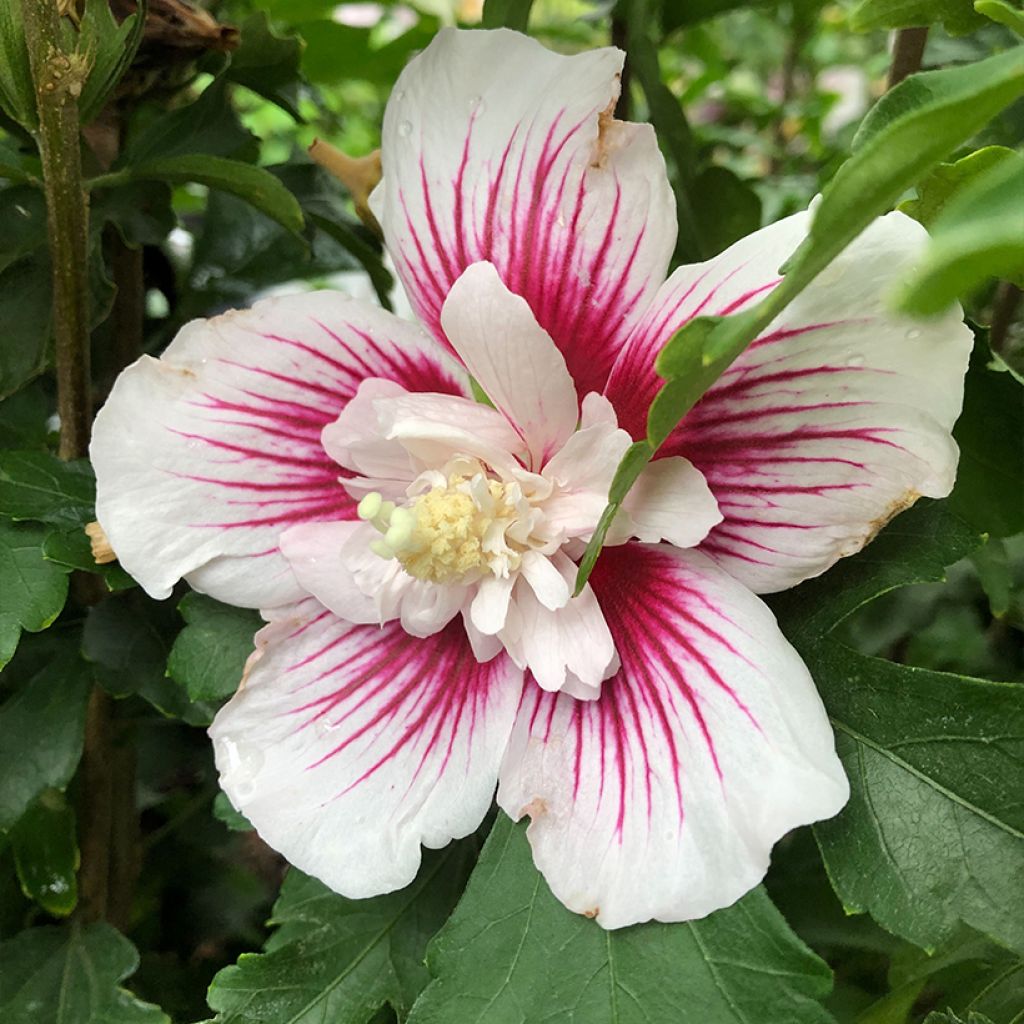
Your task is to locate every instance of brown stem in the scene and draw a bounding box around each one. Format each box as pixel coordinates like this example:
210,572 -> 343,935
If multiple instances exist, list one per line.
21,0 -> 92,460
76,688 -> 114,923
109,232 -> 145,371
990,281 -> 1022,360
887,27 -> 929,90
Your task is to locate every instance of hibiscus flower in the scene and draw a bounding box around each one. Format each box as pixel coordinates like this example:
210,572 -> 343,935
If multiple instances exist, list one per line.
90,28 -> 972,928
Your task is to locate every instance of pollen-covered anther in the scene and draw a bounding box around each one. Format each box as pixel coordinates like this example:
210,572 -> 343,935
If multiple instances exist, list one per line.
359,475 -> 520,584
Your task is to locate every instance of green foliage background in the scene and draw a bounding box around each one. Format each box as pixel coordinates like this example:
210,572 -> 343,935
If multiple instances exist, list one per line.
0,1 -> 1022,1022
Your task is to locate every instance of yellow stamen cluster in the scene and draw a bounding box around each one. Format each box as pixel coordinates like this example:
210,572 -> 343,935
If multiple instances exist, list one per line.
358,477 -> 515,584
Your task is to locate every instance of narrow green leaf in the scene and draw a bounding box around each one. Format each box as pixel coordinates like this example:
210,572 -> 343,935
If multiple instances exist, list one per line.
0,1 -> 35,129
77,0 -> 146,125
167,593 -> 259,703
0,451 -> 95,528
10,789 -> 78,917
481,0 -> 535,31
408,816 -> 835,1024
0,922 -> 168,1023
126,155 -> 304,235
580,49 -> 1024,588
897,152 -> 1024,314
976,0 -> 1024,34
207,842 -> 477,1023
850,0 -> 987,34
0,520 -> 69,669
574,440 -> 652,594
0,640 -> 91,831
900,146 -> 1017,230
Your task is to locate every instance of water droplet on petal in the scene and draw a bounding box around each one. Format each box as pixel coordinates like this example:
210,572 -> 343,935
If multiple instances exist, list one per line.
397,120 -> 413,138
906,328 -> 922,340
845,353 -> 865,368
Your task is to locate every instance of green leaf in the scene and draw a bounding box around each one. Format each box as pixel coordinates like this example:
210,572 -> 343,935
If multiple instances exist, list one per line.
770,504 -> 1024,953
82,591 -> 216,726
167,593 -> 259,703
578,47 -> 1024,590
0,519 -> 69,669
0,640 -> 91,830
212,792 -> 251,832
41,528 -> 136,592
226,12 -> 304,120
482,0 -> 536,31
10,789 -> 78,917
118,77 -> 258,166
0,1 -> 35,129
408,816 -> 834,1024
207,842 -> 477,1023
77,0 -> 146,125
0,922 -> 168,1023
0,185 -> 47,275
811,645 -> 1024,954
898,152 -> 1024,314
900,146 -> 1017,230
691,166 -> 763,257
90,179 -> 176,249
624,15 -> 704,262
0,253 -> 52,399
948,340 -> 1024,537
126,155 -> 304,235
0,451 -> 95,528
850,0 -> 987,34
976,0 -> 1024,34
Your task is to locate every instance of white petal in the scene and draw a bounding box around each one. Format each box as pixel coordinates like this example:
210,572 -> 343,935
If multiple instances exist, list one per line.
500,552 -> 615,694
519,550 -> 571,611
604,208 -> 972,592
375,27 -> 675,396
540,410 -> 633,540
90,292 -> 461,607
498,542 -> 849,929
440,263 -> 580,466
211,600 -> 523,898
280,520 -> 468,638
470,574 -> 515,635
606,456 -> 722,549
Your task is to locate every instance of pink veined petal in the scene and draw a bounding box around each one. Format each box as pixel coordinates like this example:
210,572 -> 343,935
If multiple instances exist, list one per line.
604,209 -> 973,592
605,456 -> 722,549
499,551 -> 616,696
497,543 -> 849,929
91,292 -> 464,607
211,600 -> 524,898
440,263 -> 579,466
374,27 -> 676,397
280,521 -> 470,639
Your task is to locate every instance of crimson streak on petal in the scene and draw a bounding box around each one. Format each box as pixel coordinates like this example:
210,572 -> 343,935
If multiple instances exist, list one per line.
497,542 -> 848,929
211,601 -> 524,898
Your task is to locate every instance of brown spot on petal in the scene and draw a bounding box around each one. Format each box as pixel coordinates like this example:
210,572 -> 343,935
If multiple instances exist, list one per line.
591,77 -> 621,169
583,906 -> 600,919
521,797 -> 548,819
841,488 -> 921,557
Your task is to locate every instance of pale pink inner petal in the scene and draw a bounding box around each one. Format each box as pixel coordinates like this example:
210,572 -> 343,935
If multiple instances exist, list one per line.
440,262 -> 580,465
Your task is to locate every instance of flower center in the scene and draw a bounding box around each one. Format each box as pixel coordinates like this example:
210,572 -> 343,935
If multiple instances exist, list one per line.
358,470 -> 524,584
